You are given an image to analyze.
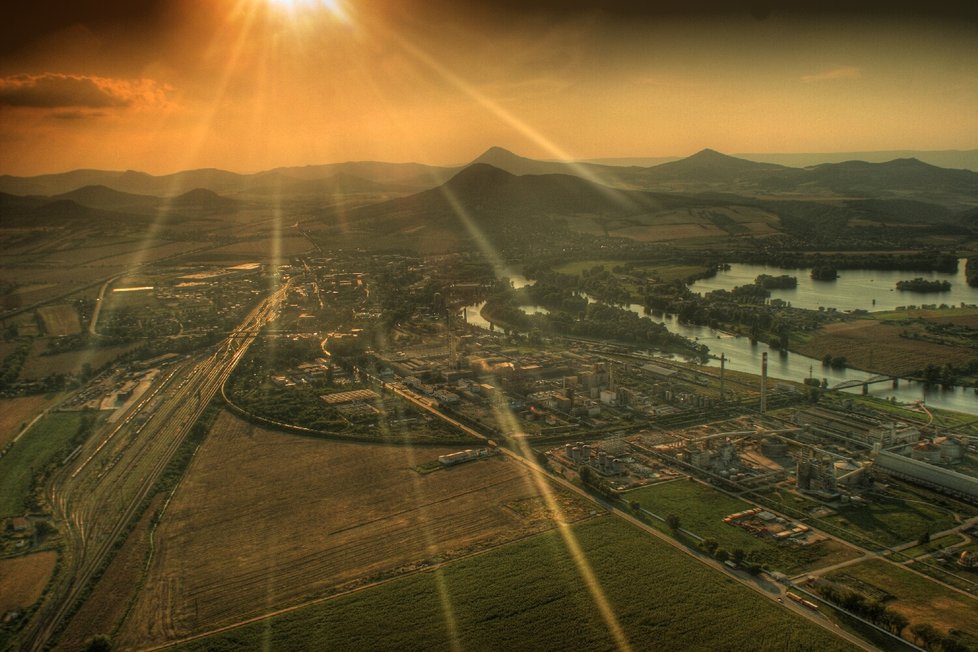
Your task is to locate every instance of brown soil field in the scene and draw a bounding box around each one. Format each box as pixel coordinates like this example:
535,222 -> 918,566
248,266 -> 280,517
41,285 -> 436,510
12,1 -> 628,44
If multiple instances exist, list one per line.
19,342 -> 138,381
796,319 -> 976,377
86,241 -> 203,268
37,304 -> 81,336
35,241 -> 153,267
57,496 -> 164,651
827,558 -> 978,639
203,236 -> 313,259
117,411 -> 592,648
0,551 -> 57,614
0,394 -> 63,447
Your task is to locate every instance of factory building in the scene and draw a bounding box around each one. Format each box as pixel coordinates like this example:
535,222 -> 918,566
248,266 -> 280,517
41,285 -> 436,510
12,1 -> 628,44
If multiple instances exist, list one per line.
874,451 -> 978,503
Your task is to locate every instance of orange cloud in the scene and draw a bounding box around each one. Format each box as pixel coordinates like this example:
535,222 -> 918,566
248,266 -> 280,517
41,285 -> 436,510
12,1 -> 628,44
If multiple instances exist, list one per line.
801,66 -> 862,83
0,73 -> 172,110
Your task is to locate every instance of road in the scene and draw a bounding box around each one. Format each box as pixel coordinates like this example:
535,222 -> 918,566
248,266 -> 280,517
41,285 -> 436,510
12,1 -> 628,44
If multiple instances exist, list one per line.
87,274 -> 119,335
18,282 -> 288,652
374,377 -> 876,651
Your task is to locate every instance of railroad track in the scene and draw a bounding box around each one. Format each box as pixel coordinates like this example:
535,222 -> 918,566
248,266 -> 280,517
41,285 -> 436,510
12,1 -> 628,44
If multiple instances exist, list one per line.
20,285 -> 287,651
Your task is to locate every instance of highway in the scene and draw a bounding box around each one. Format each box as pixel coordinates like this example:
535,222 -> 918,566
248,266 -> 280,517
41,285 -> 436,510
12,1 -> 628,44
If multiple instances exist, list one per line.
19,282 -> 288,652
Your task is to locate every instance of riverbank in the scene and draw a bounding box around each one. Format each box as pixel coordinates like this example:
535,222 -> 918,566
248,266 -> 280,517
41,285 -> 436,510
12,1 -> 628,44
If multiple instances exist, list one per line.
789,307 -> 978,386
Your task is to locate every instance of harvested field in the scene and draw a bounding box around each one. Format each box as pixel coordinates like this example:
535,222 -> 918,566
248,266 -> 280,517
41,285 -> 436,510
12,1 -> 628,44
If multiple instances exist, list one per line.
37,304 -> 81,336
0,394 -> 63,447
0,551 -> 57,615
796,319 -> 976,377
826,558 -> 978,639
203,236 -> 312,259
118,411 -> 593,647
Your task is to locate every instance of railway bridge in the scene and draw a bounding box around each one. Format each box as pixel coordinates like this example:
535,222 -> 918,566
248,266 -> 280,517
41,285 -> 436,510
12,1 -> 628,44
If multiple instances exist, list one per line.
830,374 -> 901,394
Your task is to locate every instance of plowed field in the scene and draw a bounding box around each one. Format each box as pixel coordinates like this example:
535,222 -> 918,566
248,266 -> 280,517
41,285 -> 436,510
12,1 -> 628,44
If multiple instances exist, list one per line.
118,411 -> 591,648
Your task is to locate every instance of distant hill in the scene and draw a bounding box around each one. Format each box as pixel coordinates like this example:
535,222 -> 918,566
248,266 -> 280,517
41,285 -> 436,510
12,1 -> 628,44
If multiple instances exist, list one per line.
642,148 -> 792,184
735,149 -> 978,172
1,198 -> 144,228
466,146 -> 648,188
50,185 -> 161,213
3,146 -> 976,207
327,161 -> 978,252
800,158 -> 978,198
0,161 -> 458,197
169,188 -> 237,211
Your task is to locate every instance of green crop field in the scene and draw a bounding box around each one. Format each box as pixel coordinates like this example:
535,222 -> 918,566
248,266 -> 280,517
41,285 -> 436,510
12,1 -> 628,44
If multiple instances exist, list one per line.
175,517 -> 855,652
626,479 -> 861,574
0,412 -> 93,517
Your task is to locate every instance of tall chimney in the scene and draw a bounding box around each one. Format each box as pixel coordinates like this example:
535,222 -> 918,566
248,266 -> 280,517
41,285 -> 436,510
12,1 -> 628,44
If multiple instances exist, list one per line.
760,352 -> 768,413
719,353 -> 726,402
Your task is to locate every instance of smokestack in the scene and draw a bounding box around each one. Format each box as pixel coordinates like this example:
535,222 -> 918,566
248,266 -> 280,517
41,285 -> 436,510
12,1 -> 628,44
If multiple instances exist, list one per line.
760,352 -> 768,413
719,353 -> 726,402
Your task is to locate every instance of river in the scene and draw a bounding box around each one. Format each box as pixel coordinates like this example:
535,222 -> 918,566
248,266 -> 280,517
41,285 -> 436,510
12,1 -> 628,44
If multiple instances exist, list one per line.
465,270 -> 978,415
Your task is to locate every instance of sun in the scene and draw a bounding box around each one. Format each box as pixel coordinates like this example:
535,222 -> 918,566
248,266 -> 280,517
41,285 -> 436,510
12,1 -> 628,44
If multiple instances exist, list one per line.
267,0 -> 346,17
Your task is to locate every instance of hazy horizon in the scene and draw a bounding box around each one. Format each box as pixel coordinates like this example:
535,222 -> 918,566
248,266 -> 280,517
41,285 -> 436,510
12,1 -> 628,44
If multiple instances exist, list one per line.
2,1 -> 977,176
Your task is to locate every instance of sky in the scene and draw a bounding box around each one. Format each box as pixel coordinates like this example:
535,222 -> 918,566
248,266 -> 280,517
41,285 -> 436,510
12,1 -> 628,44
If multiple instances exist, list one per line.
1,0 -> 977,176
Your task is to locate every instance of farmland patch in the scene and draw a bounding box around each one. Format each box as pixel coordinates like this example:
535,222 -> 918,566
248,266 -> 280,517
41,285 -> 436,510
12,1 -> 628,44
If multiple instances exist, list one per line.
117,411 -> 593,646
0,551 -> 57,615
174,517 -> 856,652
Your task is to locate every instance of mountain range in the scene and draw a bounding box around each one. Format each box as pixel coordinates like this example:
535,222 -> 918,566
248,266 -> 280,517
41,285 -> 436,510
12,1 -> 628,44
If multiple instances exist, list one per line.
2,146 -> 977,204
3,147 -> 976,251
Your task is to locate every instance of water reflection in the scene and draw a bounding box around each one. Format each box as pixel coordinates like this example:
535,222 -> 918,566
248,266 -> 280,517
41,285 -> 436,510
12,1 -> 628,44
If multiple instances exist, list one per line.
466,272 -> 977,415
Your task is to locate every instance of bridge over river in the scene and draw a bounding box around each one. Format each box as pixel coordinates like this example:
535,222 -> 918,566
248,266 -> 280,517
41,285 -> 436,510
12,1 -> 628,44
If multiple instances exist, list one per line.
831,374 -> 902,393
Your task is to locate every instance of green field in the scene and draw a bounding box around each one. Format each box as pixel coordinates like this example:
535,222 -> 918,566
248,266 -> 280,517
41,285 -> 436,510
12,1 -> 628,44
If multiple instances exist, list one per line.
626,479 -> 861,573
898,534 -> 964,559
176,517 -> 855,652
826,558 -> 978,642
820,483 -> 965,549
0,411 -> 93,517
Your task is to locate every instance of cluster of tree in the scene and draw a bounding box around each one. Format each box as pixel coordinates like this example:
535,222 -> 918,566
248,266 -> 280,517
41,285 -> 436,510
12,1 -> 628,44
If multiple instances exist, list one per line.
822,354 -> 848,369
700,538 -> 762,574
810,266 -> 839,281
967,257 -> 978,288
895,278 -> 952,293
905,624 -> 973,652
811,580 -> 908,636
755,274 -> 797,289
483,281 -> 708,359
227,336 -> 350,432
522,283 -> 588,314
554,303 -> 708,359
705,284 -> 771,304
732,251 -> 959,274
916,361 -> 978,388
0,340 -> 31,391
578,465 -> 618,500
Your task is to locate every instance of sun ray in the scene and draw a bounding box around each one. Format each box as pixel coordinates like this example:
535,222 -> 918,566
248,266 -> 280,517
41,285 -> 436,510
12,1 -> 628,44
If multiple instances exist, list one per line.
486,389 -> 635,652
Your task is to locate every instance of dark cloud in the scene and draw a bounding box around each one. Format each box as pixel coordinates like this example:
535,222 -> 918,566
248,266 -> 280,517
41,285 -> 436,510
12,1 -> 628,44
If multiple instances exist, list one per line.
394,0 -> 978,22
51,109 -> 107,120
0,74 -> 127,108
0,73 -> 169,109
